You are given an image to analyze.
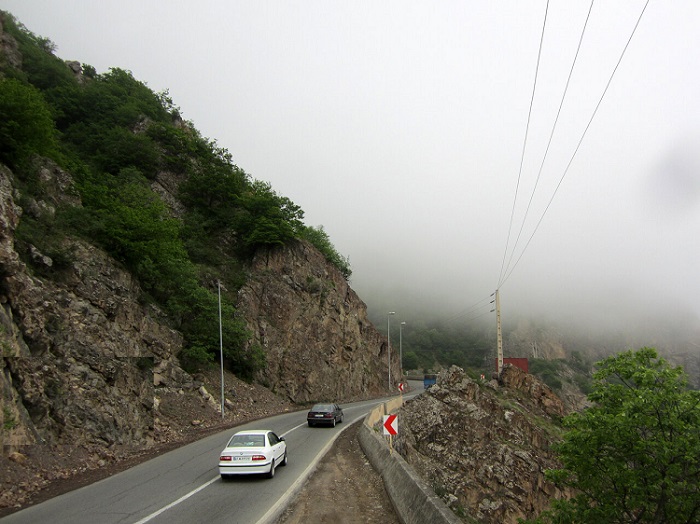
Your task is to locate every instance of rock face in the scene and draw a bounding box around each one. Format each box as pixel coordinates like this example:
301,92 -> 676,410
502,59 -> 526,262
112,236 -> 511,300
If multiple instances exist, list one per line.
506,318 -> 567,360
0,163 -> 184,452
237,241 -> 397,403
394,365 -> 574,523
0,154 -> 395,467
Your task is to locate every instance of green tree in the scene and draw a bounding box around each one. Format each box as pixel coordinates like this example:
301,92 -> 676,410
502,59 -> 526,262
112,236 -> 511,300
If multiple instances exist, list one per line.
72,167 -> 189,296
525,347 -> 700,524
178,160 -> 249,229
300,225 -> 352,279
402,351 -> 419,371
0,77 -> 57,166
176,285 -> 262,379
235,180 -> 304,252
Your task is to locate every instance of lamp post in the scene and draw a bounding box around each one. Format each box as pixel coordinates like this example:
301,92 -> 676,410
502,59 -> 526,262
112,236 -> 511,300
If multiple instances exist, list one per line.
387,312 -> 395,390
399,321 -> 406,379
218,280 -> 225,420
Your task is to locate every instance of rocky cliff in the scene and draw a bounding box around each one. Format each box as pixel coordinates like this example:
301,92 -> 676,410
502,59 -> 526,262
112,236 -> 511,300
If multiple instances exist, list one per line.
394,365 -> 574,523
238,241 -> 398,403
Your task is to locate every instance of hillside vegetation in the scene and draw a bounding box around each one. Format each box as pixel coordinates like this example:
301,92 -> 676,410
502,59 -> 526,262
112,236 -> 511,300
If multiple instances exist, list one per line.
0,11 -> 349,377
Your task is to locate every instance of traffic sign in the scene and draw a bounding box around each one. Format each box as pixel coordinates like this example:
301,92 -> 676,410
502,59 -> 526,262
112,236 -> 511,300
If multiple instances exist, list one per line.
383,414 -> 398,436
398,383 -> 406,392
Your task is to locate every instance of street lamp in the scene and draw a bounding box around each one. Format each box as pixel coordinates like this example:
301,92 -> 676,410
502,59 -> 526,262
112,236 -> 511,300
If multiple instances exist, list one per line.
218,280 -> 225,420
387,312 -> 395,390
399,321 -> 406,379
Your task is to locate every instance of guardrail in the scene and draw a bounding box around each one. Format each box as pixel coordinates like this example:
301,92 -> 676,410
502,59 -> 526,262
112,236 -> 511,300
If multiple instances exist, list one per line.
358,399 -> 462,524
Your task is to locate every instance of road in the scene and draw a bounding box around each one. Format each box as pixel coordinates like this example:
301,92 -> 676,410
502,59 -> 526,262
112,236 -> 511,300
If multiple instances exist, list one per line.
0,389 -> 420,524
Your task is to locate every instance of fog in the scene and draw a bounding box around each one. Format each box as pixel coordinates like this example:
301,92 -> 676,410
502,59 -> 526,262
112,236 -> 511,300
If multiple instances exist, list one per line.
4,1 -> 699,343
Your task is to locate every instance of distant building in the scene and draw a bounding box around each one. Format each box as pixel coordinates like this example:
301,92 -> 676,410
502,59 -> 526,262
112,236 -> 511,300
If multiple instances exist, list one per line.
494,357 -> 529,374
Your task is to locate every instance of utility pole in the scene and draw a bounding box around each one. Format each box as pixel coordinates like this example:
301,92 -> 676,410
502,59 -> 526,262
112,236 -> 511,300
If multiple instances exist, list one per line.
218,280 -> 225,420
399,321 -> 406,380
496,288 -> 503,374
387,312 -> 395,390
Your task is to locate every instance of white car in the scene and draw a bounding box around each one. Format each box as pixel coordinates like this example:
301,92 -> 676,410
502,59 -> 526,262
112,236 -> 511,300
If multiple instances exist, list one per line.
218,429 -> 287,479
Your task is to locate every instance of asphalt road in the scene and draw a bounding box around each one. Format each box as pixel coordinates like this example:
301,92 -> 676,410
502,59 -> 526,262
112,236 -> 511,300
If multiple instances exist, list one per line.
0,387 -> 421,524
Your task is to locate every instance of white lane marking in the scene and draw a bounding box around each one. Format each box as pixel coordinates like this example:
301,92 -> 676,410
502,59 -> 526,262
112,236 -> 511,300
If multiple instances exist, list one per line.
132,476 -> 219,524
131,423 -> 308,523
283,422 -> 307,435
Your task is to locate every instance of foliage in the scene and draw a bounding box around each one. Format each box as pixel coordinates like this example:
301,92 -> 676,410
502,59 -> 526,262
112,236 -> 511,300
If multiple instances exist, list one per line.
175,285 -> 263,379
402,351 -> 420,371
177,157 -> 249,230
1,16 -> 72,90
394,321 -> 493,373
530,359 -> 564,391
523,347 -> 700,524
60,67 -> 168,176
0,77 -> 58,167
3,406 -> 18,430
67,67 -> 168,130
234,180 -> 304,253
300,225 -> 352,280
69,167 -> 186,291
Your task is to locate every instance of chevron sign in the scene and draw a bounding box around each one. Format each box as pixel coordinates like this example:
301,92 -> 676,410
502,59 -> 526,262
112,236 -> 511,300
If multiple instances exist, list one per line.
382,414 -> 398,436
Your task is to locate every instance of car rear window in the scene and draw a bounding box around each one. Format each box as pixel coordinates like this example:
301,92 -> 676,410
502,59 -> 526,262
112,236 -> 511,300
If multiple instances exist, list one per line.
228,434 -> 265,447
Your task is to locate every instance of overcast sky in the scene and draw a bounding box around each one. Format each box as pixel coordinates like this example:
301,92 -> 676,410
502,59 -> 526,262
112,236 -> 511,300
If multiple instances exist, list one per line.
3,1 -> 699,338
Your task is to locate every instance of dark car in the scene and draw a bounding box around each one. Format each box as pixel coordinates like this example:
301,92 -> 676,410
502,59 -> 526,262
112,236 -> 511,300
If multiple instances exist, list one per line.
307,403 -> 344,427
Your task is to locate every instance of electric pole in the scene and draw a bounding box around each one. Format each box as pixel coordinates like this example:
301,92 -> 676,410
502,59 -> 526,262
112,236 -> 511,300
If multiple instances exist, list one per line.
496,288 -> 503,374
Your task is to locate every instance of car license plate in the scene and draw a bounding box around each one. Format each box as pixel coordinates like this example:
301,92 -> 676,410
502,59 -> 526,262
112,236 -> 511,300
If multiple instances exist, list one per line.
315,414 -> 324,417
233,456 -> 247,461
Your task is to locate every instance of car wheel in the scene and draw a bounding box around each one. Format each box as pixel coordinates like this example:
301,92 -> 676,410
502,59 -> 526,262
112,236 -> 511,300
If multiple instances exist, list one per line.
281,451 -> 288,467
267,458 -> 276,478
331,417 -> 336,427
308,421 -> 314,427
340,414 -> 344,423
220,474 -> 231,481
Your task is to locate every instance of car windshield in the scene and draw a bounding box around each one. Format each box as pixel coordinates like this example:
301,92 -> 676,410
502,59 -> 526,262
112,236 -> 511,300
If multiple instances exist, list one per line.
311,404 -> 333,412
228,434 -> 265,447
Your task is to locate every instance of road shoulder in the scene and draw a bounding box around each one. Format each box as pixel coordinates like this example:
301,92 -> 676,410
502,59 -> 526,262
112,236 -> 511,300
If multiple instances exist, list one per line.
277,420 -> 400,524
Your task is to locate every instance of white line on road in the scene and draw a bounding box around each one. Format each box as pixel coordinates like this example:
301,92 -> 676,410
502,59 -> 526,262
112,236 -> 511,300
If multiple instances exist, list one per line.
132,476 -> 219,524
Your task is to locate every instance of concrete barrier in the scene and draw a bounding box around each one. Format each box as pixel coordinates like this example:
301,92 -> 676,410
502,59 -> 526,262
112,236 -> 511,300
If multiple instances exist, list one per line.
364,396 -> 404,427
359,402 -> 462,524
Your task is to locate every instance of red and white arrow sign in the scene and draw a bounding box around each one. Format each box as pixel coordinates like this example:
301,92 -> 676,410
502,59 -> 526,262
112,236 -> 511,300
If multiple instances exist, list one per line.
398,383 -> 406,393
383,414 -> 398,436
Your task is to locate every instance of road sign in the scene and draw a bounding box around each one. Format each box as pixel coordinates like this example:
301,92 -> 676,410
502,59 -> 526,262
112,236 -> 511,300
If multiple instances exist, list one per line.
383,414 -> 398,436
398,383 -> 406,392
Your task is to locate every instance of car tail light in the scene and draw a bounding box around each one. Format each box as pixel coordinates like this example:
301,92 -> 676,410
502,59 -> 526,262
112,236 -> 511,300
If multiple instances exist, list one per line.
251,455 -> 266,461
220,456 -> 232,461
324,413 -> 332,417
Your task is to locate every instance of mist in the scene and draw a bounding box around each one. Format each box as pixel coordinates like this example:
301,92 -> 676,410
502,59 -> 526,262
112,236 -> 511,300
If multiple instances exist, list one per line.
3,1 -> 699,353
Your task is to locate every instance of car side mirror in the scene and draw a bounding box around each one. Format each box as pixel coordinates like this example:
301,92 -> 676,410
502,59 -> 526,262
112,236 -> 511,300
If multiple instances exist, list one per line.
279,436 -> 285,441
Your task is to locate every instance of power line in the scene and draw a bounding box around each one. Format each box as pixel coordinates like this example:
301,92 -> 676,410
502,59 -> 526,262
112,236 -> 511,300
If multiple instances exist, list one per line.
499,0 -> 596,289
459,308 -> 495,325
499,0 -> 651,289
497,0 -> 551,288
444,293 -> 494,324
